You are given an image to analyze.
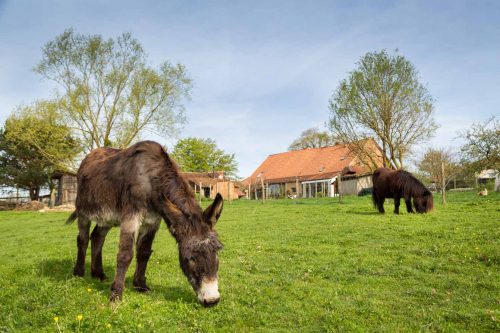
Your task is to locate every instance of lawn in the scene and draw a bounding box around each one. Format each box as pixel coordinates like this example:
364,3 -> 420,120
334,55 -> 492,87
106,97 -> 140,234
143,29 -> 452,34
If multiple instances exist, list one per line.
0,192 -> 498,332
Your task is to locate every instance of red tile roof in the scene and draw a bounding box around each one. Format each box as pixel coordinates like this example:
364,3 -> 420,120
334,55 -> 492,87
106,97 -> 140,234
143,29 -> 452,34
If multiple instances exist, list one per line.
244,140 -> 381,184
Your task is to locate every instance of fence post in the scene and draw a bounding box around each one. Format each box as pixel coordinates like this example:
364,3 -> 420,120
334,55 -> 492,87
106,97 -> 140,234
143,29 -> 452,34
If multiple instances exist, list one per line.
441,162 -> 446,205
338,173 -> 342,203
260,177 -> 265,204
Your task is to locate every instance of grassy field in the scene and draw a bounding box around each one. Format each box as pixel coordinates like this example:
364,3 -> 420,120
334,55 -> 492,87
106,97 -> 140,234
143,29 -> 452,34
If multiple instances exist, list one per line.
0,192 -> 498,332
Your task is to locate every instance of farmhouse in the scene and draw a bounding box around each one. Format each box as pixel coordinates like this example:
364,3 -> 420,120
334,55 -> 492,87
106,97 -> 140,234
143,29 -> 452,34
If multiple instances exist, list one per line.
244,139 -> 384,199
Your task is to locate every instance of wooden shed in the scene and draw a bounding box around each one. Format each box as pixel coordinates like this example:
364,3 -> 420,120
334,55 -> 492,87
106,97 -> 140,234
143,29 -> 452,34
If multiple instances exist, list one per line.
51,171 -> 78,206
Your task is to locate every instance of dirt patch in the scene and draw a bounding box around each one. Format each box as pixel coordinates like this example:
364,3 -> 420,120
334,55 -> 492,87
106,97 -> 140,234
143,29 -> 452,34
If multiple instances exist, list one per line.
14,201 -> 46,211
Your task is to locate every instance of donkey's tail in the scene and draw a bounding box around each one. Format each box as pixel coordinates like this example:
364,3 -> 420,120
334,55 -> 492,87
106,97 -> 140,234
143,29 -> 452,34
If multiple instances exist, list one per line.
65,211 -> 78,225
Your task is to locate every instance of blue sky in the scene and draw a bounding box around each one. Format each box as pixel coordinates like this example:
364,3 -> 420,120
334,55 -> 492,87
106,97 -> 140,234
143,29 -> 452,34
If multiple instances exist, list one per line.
0,0 -> 499,177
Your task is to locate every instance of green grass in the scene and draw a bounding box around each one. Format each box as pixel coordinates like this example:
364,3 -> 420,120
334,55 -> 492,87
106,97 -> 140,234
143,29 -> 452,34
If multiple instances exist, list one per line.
0,192 -> 498,332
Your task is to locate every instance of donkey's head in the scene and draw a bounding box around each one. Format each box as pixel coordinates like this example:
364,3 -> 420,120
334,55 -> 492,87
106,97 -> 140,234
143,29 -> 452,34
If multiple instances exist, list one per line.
164,193 -> 224,306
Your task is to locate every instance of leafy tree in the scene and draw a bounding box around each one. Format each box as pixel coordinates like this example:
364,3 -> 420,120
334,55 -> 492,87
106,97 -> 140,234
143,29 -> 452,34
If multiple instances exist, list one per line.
35,29 -> 191,151
288,127 -> 337,151
0,101 -> 82,200
417,147 -> 460,192
328,50 -> 437,169
459,116 -> 499,172
171,138 -> 238,177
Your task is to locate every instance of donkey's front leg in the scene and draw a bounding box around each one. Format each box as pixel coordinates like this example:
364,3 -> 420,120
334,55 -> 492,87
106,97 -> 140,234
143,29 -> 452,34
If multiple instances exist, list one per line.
110,215 -> 140,301
133,224 -> 159,292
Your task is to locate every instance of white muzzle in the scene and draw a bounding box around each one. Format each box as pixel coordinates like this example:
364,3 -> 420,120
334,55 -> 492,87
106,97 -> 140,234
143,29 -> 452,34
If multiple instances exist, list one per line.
197,278 -> 220,306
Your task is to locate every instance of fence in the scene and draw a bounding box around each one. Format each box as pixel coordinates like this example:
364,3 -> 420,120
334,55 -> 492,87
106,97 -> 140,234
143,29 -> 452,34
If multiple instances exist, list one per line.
0,196 -> 31,210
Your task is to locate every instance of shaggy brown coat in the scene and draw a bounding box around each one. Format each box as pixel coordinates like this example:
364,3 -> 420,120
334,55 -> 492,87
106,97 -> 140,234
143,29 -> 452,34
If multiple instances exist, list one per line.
372,167 -> 433,214
67,141 -> 223,306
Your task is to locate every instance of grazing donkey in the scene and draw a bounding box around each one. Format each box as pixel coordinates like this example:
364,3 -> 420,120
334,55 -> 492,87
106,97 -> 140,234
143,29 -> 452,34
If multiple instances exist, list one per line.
67,141 -> 224,306
372,167 -> 433,214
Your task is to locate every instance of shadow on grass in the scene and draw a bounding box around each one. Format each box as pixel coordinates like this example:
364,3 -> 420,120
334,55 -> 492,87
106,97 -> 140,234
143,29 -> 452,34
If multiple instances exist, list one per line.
141,284 -> 195,304
37,258 -> 195,304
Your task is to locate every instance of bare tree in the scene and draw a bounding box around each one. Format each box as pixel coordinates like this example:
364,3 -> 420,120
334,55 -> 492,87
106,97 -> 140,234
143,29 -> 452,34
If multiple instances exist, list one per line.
328,50 -> 437,169
417,147 -> 460,192
35,29 -> 191,151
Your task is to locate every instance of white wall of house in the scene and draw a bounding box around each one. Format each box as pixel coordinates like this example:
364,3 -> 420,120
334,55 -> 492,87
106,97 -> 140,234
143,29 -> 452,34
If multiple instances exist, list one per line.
341,174 -> 372,195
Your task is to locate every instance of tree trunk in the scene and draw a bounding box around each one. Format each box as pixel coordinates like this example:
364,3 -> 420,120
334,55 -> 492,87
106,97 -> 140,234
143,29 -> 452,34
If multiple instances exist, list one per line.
29,186 -> 40,201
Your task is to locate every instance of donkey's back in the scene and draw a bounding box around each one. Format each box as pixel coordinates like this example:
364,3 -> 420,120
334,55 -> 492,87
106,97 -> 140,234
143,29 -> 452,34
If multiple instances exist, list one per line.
75,141 -> 170,221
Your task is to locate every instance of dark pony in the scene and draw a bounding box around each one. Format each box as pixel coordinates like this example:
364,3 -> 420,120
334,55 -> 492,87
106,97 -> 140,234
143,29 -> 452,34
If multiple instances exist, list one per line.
372,167 -> 433,214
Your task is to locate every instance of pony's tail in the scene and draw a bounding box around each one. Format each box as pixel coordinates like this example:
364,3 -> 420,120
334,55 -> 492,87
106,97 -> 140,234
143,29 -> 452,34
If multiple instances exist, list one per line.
65,211 -> 77,225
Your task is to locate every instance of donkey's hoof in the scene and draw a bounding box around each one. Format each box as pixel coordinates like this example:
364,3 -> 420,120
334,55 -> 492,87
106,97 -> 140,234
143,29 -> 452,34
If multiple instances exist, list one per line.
73,267 -> 85,277
133,280 -> 150,293
109,291 -> 122,302
133,285 -> 150,293
91,271 -> 108,281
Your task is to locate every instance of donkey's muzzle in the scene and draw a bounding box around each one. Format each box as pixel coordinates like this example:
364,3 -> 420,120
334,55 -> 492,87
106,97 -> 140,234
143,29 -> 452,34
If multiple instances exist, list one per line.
202,297 -> 220,307
197,278 -> 220,307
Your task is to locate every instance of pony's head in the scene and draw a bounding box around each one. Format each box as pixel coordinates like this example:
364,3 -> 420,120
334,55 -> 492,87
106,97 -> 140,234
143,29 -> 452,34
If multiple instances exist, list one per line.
413,190 -> 433,213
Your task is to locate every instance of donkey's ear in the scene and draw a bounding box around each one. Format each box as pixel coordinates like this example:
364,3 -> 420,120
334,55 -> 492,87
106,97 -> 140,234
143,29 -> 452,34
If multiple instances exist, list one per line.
203,193 -> 224,228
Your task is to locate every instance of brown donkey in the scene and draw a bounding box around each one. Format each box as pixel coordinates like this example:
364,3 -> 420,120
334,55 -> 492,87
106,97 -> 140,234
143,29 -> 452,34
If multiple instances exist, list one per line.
67,141 -> 224,306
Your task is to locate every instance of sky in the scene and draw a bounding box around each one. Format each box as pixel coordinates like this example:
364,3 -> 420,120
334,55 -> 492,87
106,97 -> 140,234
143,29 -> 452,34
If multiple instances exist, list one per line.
0,0 -> 499,177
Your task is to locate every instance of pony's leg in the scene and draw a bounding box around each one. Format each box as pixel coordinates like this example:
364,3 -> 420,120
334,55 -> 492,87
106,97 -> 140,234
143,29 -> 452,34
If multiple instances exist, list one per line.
394,195 -> 401,214
133,219 -> 160,292
110,214 -> 140,301
90,224 -> 111,281
73,216 -> 91,277
377,196 -> 385,213
405,198 -> 414,213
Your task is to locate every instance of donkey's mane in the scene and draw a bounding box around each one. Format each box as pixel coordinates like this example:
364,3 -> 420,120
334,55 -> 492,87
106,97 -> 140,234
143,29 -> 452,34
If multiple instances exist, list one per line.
147,143 -> 206,235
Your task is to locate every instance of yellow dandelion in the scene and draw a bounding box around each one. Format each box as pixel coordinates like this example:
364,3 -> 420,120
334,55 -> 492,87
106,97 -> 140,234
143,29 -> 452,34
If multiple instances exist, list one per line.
87,288 -> 92,292
106,323 -> 112,328
77,314 -> 83,321
53,316 -> 59,323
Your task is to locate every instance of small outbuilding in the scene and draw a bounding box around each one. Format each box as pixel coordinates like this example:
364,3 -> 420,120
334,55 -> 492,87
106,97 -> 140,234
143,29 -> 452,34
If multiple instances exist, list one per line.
51,171 -> 78,206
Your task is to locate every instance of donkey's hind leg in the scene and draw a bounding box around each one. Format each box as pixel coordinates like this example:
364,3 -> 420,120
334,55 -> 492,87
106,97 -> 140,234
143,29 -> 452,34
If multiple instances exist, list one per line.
90,225 -> 111,281
73,216 -> 91,277
133,218 -> 160,292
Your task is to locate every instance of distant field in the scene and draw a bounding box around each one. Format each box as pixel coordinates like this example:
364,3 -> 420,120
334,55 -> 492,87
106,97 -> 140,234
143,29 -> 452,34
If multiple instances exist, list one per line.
0,192 -> 498,332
